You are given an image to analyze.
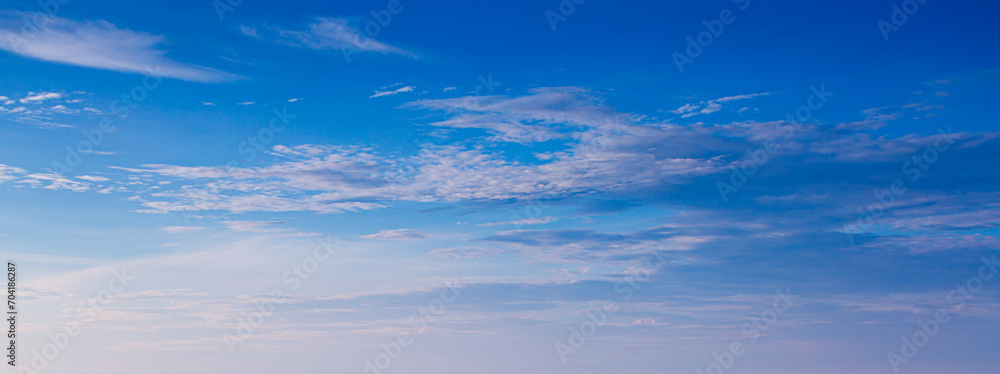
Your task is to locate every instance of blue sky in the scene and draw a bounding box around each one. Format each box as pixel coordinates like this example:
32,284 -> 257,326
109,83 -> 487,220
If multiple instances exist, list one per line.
1,0 -> 999,373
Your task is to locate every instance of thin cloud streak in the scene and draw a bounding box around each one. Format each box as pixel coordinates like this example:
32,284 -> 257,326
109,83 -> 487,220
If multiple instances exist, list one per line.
0,12 -> 235,82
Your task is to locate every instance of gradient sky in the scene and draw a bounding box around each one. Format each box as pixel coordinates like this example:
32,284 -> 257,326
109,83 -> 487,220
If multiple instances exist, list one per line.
1,0 -> 999,373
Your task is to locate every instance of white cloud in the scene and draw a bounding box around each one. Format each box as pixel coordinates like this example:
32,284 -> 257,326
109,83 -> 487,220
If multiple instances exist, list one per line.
427,246 -> 513,260
408,87 -> 619,143
245,18 -> 417,59
835,107 -> 902,131
0,12 -> 234,82
672,92 -> 770,118
236,101 -> 256,106
713,92 -> 770,103
0,164 -> 26,183
220,220 -> 319,237
76,175 -> 110,182
100,87 -> 999,218
80,150 -> 117,155
478,216 -> 559,227
18,172 -> 91,192
224,221 -> 288,233
0,91 -> 100,128
118,131 -> 721,215
360,229 -> 438,241
369,86 -> 415,98
163,226 -> 205,234
19,92 -> 63,103
238,25 -> 260,39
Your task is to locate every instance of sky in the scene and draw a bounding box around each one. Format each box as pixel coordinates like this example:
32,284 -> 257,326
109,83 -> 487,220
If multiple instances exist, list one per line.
0,0 -> 999,373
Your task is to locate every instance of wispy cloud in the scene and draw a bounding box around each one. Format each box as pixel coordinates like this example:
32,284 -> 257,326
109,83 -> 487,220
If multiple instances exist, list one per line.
478,216 -> 559,227
407,87 -> 619,143
222,220 -> 319,237
0,91 -> 98,129
242,18 -> 417,59
223,220 -> 287,232
835,107 -> 902,131
163,226 -> 206,234
369,86 -> 415,98
80,150 -> 118,156
76,175 -> 110,182
18,92 -> 63,103
0,12 -> 235,82
360,229 -> 439,240
671,92 -> 770,118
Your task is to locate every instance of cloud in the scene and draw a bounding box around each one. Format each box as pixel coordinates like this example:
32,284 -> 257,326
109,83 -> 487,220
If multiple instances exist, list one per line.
671,92 -> 770,118
427,246 -> 514,260
478,216 -> 559,227
19,92 -> 63,103
0,90 -> 100,128
223,220 -> 288,233
0,164 -> 26,183
80,150 -> 117,156
60,85 -> 1000,267
407,86 -> 622,143
369,86 -> 415,98
477,227 -> 683,263
17,172 -> 93,192
243,18 -> 417,59
713,92 -> 771,102
360,229 -> 438,241
902,102 -> 943,112
0,12 -> 234,82
862,234 -> 1000,253
835,107 -> 901,131
116,132 -> 721,216
236,101 -> 256,106
76,175 -> 110,182
163,226 -> 206,234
